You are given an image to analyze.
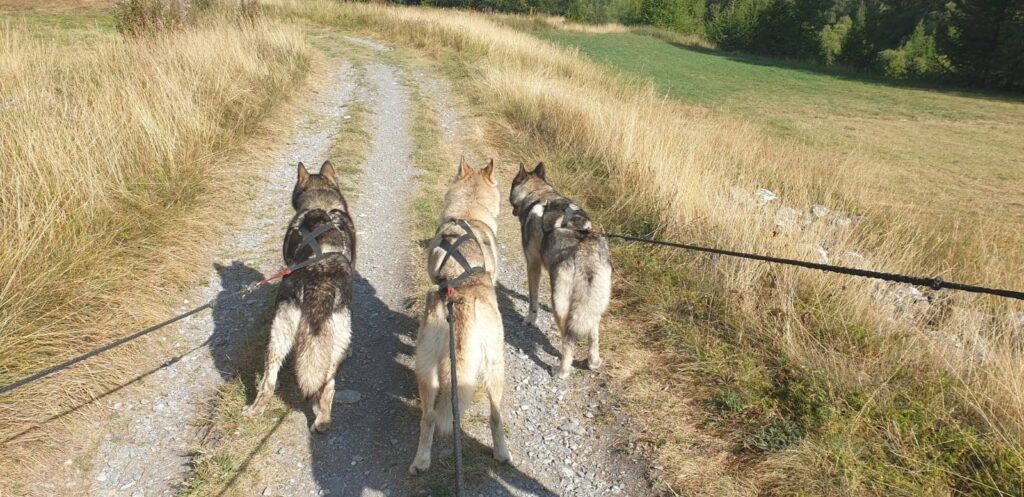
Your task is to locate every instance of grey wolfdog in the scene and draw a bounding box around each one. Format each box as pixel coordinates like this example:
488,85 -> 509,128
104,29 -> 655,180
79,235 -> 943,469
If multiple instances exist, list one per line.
509,162 -> 612,379
244,161 -> 356,433
410,158 -> 511,475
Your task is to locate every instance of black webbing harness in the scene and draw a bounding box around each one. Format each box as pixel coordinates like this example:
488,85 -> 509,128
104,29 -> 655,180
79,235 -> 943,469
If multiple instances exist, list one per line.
278,209 -> 351,279
435,219 -> 488,295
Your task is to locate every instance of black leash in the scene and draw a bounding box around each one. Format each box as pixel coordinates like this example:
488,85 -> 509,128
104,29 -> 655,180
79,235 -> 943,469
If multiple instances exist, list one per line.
0,219 -> 350,396
0,285 -> 250,396
444,292 -> 465,497
593,230 -> 1024,301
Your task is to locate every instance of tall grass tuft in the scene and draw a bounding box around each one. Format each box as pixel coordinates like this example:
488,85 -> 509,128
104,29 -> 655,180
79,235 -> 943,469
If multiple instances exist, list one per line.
114,0 -> 193,34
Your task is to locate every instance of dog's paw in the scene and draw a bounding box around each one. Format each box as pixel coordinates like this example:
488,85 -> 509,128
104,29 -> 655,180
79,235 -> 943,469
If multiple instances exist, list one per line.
310,420 -> 330,434
242,404 -> 264,417
589,356 -> 603,370
553,366 -> 572,380
408,459 -> 431,476
493,448 -> 512,464
523,311 -> 537,325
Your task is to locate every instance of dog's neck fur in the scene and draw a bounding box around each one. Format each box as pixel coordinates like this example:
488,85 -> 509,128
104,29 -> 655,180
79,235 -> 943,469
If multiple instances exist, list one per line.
294,187 -> 348,213
513,179 -> 558,215
441,180 -> 500,235
441,200 -> 498,234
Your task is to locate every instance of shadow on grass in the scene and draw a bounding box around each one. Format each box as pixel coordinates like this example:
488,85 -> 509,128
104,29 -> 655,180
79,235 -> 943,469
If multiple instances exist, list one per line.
0,262 -> 275,446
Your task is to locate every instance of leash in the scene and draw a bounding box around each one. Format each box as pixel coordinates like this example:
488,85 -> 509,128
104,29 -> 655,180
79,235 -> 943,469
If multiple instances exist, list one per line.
0,218 -> 349,396
442,287 -> 465,497
0,277 -> 270,396
434,218 -> 492,497
585,229 -> 1024,301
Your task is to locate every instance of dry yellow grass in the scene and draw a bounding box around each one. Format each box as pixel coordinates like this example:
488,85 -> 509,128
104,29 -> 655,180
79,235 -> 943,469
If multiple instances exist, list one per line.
270,1 -> 1023,494
0,10 -> 310,472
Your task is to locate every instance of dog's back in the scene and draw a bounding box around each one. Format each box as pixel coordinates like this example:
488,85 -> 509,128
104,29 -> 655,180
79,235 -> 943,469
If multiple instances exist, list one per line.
279,208 -> 355,400
426,219 -> 498,284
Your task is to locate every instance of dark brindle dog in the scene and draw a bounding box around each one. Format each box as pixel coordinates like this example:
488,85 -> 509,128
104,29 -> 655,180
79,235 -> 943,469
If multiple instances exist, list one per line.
244,161 -> 356,433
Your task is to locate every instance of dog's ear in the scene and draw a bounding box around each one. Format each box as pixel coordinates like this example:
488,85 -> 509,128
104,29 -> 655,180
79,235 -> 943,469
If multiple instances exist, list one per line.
533,162 -> 546,180
297,162 -> 310,186
482,158 -> 496,184
456,155 -> 473,180
319,160 -> 338,185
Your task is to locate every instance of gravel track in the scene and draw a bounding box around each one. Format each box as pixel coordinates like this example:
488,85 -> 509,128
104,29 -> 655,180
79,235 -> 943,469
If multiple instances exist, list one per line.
56,36 -> 655,497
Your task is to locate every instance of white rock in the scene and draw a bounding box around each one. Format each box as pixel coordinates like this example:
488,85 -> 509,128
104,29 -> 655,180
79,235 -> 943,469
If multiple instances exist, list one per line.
334,390 -> 362,404
810,204 -> 829,218
755,188 -> 777,204
816,246 -> 829,264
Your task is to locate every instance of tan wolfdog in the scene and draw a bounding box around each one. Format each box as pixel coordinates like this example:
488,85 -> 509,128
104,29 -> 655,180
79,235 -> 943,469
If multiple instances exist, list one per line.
244,161 -> 356,433
509,162 -> 612,379
410,158 -> 511,474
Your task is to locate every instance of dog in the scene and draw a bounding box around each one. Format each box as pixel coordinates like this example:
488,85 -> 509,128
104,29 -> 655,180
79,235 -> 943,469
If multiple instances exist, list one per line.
509,162 -> 612,379
410,158 -> 510,474
243,161 -> 356,433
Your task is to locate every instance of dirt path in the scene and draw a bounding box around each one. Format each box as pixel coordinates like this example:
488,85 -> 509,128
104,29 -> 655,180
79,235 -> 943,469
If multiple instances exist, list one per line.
42,36 -> 653,497
79,61 -> 358,497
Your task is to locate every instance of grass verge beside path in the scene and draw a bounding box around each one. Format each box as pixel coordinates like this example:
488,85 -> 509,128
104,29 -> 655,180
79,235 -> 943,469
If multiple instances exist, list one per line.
267,2 -> 1023,495
0,7 -> 312,489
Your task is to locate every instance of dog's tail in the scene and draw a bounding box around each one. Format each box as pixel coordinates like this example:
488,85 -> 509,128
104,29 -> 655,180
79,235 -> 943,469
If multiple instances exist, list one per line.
294,281 -> 336,399
566,250 -> 612,341
423,287 -> 480,437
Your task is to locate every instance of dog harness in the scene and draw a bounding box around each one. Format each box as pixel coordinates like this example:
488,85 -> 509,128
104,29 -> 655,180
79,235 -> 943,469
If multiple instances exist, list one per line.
287,208 -> 352,273
520,198 -> 592,234
436,219 -> 488,294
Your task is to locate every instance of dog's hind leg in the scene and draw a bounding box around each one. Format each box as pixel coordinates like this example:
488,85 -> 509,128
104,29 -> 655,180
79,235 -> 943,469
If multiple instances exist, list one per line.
486,368 -> 511,463
311,310 -> 351,433
551,276 -> 575,379
244,303 -> 300,417
410,370 -> 439,475
311,378 -> 335,433
588,325 -> 603,370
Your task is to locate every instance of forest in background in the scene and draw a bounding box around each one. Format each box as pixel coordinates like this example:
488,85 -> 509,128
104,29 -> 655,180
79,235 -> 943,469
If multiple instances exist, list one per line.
412,0 -> 1024,91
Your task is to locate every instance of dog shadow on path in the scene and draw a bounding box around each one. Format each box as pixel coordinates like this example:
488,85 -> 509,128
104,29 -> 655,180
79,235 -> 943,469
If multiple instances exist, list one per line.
305,273 -> 557,496
495,283 -> 560,374
211,262 -> 276,384
0,261 -> 272,446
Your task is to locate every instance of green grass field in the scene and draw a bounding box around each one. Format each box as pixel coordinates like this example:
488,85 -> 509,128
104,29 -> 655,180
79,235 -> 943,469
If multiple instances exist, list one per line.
538,31 -> 1024,229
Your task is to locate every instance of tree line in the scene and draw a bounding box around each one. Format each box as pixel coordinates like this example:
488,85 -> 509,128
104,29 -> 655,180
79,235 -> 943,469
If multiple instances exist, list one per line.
412,0 -> 1024,91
